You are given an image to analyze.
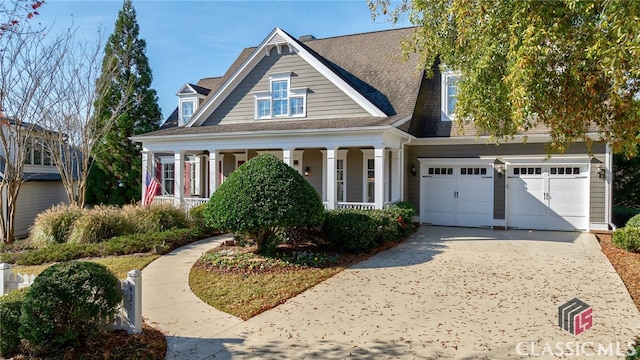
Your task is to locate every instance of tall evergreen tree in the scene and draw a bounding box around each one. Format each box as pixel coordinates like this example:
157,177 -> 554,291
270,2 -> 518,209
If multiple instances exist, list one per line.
86,0 -> 161,205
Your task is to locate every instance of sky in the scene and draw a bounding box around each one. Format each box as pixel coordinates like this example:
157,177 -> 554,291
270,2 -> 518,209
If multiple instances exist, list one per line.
36,0 -> 409,121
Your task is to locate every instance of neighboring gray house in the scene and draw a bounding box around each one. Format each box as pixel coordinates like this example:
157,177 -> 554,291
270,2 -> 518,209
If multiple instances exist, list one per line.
131,27 -> 612,232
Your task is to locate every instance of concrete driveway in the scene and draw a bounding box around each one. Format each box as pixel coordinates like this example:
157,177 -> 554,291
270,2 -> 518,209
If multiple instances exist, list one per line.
144,226 -> 640,359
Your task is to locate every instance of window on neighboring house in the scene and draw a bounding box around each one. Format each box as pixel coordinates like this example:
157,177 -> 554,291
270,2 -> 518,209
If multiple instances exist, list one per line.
181,101 -> 194,124
24,140 -> 32,165
24,138 -> 53,166
366,158 -> 375,203
442,72 -> 460,120
254,73 -> 307,119
163,163 -> 175,195
336,159 -> 345,202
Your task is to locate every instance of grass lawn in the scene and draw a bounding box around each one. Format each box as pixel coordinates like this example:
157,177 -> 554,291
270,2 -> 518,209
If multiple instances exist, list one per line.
12,254 -> 160,279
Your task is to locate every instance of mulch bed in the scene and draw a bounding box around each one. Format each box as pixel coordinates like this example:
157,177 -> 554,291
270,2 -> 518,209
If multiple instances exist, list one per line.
597,233 -> 640,312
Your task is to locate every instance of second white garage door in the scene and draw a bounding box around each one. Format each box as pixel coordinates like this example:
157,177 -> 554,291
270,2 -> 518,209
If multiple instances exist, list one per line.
506,165 -> 589,231
420,164 -> 493,228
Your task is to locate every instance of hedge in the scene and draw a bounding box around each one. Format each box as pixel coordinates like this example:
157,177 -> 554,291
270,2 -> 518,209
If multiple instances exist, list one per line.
612,227 -> 640,253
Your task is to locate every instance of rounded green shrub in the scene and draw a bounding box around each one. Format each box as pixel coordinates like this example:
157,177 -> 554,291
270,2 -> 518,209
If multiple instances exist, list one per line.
322,209 -> 378,253
0,288 -> 27,357
19,261 -> 122,355
123,203 -> 189,233
626,213 -> 640,228
189,202 -> 215,232
29,204 -> 83,247
612,227 -> 640,252
68,205 -> 131,243
204,154 -> 325,252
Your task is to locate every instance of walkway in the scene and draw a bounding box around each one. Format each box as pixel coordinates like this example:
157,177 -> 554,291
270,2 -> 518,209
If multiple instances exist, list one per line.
142,227 -> 640,359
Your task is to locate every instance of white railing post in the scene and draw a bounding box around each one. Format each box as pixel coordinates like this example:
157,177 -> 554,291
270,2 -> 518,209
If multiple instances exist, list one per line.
0,263 -> 11,296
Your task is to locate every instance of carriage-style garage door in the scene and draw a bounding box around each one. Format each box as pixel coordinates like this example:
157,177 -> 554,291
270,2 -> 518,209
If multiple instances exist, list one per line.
420,163 -> 493,228
506,165 -> 589,231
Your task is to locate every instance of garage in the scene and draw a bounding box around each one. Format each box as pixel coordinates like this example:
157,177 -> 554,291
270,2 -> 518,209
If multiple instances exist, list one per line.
506,163 -> 589,231
419,160 -> 494,228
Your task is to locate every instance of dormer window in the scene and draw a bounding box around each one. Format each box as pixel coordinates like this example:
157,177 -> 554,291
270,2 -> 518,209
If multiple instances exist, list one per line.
181,100 -> 194,124
441,71 -> 460,121
254,72 -> 307,119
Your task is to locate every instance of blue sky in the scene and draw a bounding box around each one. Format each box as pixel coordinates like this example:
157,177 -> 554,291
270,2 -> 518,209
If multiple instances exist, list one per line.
38,1 -> 408,121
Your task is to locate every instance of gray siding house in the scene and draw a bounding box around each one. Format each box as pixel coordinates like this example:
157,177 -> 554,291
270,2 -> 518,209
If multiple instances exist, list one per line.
132,27 -> 612,232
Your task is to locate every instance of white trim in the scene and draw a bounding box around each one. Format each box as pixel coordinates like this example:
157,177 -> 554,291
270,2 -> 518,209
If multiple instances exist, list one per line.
604,144 -> 612,227
441,71 -> 460,122
186,27 -> 385,127
502,155 -> 591,165
179,99 -> 195,126
418,158 -> 496,167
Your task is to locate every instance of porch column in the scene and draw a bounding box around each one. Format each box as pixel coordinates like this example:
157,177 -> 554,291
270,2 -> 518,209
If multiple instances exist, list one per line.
326,148 -> 337,210
391,149 -> 401,203
141,151 -> 150,205
174,151 -> 185,206
208,150 -> 218,197
282,148 -> 292,166
374,147 -> 385,209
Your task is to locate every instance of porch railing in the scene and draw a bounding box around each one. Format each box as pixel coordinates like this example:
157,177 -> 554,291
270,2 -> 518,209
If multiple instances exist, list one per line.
337,202 -> 376,210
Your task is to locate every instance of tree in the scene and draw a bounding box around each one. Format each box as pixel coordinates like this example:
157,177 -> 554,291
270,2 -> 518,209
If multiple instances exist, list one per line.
0,0 -> 44,36
369,0 -> 640,156
0,23 -> 70,243
204,154 -> 325,253
86,0 -> 161,206
41,33 -> 136,208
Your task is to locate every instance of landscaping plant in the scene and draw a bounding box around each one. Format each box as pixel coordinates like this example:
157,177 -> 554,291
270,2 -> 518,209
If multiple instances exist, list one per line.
19,261 -> 122,355
612,227 -> 640,253
0,288 -> 27,357
204,154 -> 325,252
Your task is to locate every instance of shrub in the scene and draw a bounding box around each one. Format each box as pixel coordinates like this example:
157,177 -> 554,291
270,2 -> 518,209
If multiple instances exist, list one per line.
68,205 -> 132,244
626,213 -> 640,228
0,288 -> 27,357
204,154 -> 325,252
612,227 -> 640,252
19,261 -> 122,355
189,202 -> 214,231
322,210 -> 378,253
123,203 -> 189,233
29,204 -> 83,247
613,207 -> 640,229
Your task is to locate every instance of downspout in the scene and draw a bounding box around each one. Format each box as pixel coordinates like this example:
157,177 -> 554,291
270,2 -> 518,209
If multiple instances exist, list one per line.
399,136 -> 412,202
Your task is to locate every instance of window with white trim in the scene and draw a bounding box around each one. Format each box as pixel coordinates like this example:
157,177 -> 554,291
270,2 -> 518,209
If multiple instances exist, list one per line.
336,159 -> 346,202
163,163 -> 175,195
181,100 -> 194,124
441,72 -> 460,120
254,72 -> 307,119
24,138 -> 53,166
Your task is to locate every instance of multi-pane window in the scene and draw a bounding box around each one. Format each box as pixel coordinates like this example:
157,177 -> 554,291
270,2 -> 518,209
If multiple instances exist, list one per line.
290,97 -> 304,116
336,159 -> 345,202
446,76 -> 458,116
190,161 -> 198,196
181,101 -> 194,124
257,99 -> 271,118
366,159 -> 375,203
272,81 -> 288,116
163,163 -> 175,195
255,74 -> 306,119
24,138 -> 53,166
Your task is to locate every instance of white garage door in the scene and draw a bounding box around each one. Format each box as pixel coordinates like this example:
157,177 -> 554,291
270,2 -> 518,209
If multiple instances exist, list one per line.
507,165 -> 588,231
421,165 -> 493,228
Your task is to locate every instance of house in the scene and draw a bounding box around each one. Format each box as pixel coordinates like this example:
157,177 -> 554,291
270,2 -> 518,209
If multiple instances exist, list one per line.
0,120 -> 69,238
131,27 -> 612,232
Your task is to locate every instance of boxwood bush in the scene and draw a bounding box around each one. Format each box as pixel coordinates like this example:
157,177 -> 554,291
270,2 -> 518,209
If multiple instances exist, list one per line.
612,227 -> 640,253
29,204 -> 83,248
19,261 -> 122,355
204,154 -> 324,252
626,213 -> 640,228
0,288 -> 27,357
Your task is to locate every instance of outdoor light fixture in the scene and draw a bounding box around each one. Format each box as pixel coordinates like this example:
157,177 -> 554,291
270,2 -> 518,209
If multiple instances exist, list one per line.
495,164 -> 505,176
596,164 -> 606,179
304,166 -> 310,177
410,164 -> 417,177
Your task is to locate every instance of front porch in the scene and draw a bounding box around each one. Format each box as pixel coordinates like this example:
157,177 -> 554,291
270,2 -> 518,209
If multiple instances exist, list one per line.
142,147 -> 405,213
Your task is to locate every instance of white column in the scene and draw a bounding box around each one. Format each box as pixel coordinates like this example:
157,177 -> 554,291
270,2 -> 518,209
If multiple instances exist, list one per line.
326,148 -> 337,210
374,147 -> 385,209
282,148 -> 292,166
174,151 -> 184,205
141,151 -> 150,205
125,269 -> 142,334
0,263 -> 11,296
391,149 -> 401,203
208,150 -> 217,197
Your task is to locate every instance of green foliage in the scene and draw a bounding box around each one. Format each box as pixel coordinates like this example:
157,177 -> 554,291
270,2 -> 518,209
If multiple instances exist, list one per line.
627,214 -> 640,228
0,288 -> 27,357
86,0 -> 161,206
6,228 -> 207,266
123,203 -> 189,233
19,261 -> 122,355
612,227 -> 640,253
322,207 -> 416,253
29,204 -> 83,248
204,154 -> 325,252
190,202 -> 215,232
613,147 -> 640,209
68,206 -> 132,244
370,0 -> 640,156
628,338 -> 640,360
613,207 -> 640,229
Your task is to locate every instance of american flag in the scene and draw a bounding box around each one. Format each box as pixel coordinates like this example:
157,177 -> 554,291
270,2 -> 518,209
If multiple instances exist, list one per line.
144,172 -> 160,206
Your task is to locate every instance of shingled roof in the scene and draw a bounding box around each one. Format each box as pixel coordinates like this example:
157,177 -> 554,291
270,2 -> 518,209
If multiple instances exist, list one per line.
148,27 -> 422,137
159,77 -> 224,130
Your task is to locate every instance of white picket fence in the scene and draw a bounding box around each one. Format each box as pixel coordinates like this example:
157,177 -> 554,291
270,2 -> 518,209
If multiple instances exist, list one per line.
0,263 -> 142,334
